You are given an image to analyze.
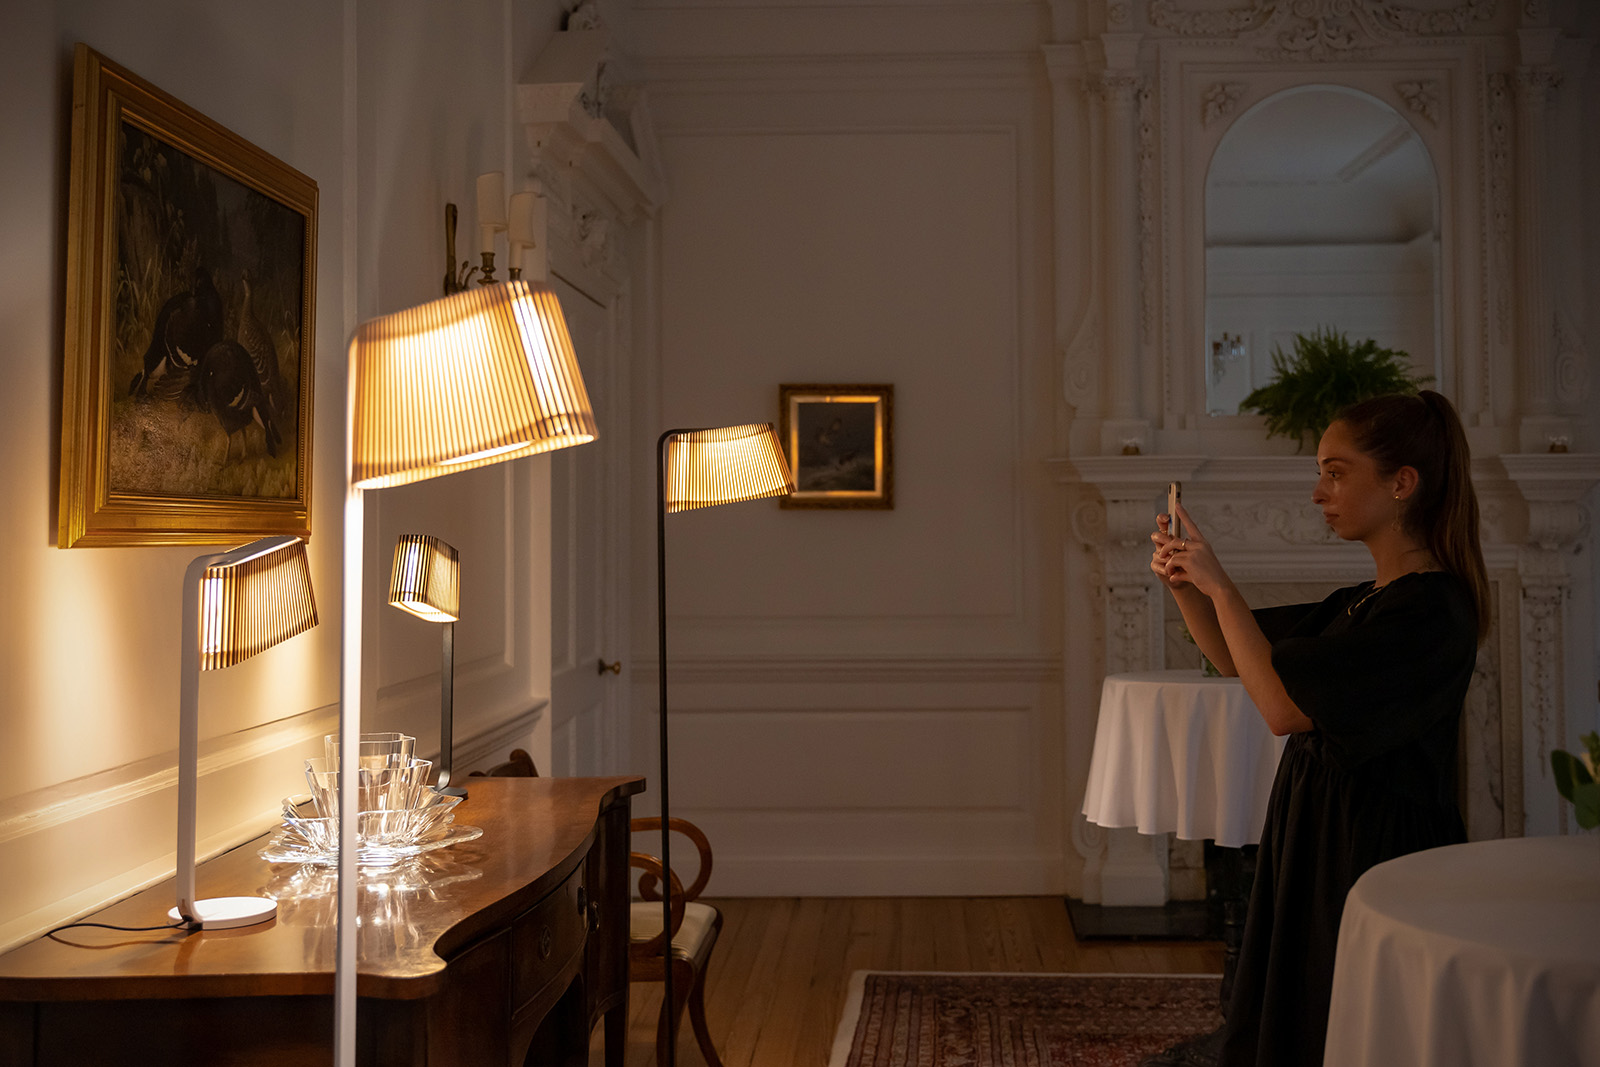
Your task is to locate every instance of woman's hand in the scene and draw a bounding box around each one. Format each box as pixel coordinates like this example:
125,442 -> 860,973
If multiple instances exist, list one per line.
1153,501 -> 1230,599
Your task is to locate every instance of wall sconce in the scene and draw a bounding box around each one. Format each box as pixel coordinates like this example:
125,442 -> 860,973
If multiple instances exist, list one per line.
1210,331 -> 1246,385
443,173 -> 548,294
387,533 -> 465,797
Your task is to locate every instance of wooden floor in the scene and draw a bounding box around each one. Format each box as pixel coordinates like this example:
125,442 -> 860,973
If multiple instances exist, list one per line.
592,897 -> 1224,1067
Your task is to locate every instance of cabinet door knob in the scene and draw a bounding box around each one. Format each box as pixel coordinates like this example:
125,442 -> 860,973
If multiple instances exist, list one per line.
597,659 -> 622,676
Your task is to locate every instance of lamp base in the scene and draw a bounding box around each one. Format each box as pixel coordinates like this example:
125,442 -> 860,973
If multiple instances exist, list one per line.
168,896 -> 278,930
434,784 -> 468,798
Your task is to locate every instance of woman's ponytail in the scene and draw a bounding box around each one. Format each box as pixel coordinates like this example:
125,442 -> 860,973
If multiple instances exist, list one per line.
1336,390 -> 1490,642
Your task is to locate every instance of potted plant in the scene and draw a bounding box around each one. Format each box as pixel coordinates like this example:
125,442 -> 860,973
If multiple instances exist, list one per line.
1240,326 -> 1431,451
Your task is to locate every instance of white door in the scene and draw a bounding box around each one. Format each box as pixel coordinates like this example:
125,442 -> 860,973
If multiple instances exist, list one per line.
548,276 -> 627,776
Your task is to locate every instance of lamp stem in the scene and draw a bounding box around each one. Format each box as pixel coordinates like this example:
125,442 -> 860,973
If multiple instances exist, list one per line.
335,367 -> 363,1067
656,430 -> 677,1067
174,554 -> 214,922
437,621 -> 464,796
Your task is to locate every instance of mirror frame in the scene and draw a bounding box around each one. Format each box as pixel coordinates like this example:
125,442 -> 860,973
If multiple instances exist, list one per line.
1154,42 -> 1497,450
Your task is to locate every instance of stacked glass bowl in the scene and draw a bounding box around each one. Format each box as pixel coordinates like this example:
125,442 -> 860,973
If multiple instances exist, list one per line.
259,732 -> 482,867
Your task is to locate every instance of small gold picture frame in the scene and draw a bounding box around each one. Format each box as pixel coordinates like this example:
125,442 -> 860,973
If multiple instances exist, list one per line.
778,384 -> 893,509
58,44 -> 318,547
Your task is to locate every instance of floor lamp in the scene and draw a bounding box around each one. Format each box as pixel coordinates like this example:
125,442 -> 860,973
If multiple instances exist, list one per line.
656,424 -> 794,1065
339,280 -> 595,1065
387,533 -> 466,797
169,535 -> 318,930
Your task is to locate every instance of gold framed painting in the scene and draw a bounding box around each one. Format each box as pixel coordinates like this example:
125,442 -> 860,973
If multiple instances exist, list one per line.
778,384 -> 894,509
58,44 -> 317,547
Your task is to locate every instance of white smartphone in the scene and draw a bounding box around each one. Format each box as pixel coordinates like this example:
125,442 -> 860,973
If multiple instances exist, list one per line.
1167,481 -> 1183,540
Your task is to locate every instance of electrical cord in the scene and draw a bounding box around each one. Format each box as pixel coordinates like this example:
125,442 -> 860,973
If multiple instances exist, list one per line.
45,918 -> 194,936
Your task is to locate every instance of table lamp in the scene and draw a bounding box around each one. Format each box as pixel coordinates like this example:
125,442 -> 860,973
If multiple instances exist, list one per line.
387,533 -> 465,797
338,279 -> 594,1065
169,535 -> 317,930
655,423 -> 793,1065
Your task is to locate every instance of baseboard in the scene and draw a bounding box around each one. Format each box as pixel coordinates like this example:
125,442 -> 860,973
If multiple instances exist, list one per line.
705,853 -> 1065,897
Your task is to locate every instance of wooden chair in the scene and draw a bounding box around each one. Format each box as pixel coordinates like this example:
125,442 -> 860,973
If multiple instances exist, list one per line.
629,817 -> 725,1067
468,748 -> 538,778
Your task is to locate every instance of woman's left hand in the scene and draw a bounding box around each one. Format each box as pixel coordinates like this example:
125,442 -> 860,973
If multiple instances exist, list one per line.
1156,501 -> 1230,599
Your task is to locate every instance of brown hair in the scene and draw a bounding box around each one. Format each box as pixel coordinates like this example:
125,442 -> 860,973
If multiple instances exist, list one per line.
1333,390 -> 1489,641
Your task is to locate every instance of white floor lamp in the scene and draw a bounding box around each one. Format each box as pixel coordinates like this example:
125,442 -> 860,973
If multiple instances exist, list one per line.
170,535 -> 318,930
655,424 -> 793,1065
338,280 -> 595,1065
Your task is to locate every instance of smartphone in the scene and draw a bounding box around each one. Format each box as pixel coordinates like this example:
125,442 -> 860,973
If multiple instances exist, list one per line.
1167,481 -> 1183,540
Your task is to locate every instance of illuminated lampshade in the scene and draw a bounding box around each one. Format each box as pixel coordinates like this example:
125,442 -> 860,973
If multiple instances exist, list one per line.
175,535 -> 318,930
349,280 -> 596,489
199,537 -> 319,670
388,534 -> 460,622
663,423 -> 795,513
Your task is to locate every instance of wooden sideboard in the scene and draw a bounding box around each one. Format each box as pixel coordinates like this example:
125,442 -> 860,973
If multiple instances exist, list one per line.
0,775 -> 645,1067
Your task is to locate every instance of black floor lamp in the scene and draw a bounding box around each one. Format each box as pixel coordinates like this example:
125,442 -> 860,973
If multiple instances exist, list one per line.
655,423 -> 793,1065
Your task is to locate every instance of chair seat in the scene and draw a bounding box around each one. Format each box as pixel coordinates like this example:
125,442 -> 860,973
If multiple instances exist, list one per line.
629,901 -> 718,960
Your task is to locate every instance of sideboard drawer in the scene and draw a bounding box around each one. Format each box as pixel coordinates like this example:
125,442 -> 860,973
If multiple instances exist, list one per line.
509,864 -> 586,1011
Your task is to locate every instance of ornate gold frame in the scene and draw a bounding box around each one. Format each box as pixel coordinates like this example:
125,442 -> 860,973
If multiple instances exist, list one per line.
59,44 -> 317,547
778,383 -> 894,509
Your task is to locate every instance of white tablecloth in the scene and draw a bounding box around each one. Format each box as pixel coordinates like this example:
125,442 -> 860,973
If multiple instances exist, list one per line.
1325,836 -> 1600,1067
1081,670 -> 1286,848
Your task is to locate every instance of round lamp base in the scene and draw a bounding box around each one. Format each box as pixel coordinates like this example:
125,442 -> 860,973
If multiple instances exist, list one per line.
168,896 -> 278,930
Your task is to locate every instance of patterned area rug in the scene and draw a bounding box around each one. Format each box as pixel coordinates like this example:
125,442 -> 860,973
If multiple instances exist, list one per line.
828,971 -> 1222,1067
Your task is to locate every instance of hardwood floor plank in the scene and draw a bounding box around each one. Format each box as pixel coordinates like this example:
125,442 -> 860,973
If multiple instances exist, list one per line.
593,897 -> 1223,1067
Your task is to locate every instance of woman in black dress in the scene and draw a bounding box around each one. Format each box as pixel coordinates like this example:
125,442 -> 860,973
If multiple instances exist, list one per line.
1148,390 -> 1488,1067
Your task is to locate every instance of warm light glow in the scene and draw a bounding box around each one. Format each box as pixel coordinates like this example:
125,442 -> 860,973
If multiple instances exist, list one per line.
387,535 -> 461,623
664,423 -> 795,513
197,537 -> 318,671
349,281 -> 596,489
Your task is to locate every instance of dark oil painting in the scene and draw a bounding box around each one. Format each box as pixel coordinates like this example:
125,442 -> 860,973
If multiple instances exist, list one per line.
794,400 -> 878,492
109,120 -> 305,501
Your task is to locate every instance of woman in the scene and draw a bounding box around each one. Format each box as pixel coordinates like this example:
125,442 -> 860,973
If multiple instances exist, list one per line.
1150,391 -> 1486,1066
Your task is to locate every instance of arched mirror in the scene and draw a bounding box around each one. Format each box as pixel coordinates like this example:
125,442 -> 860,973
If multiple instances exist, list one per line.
1204,86 -> 1440,417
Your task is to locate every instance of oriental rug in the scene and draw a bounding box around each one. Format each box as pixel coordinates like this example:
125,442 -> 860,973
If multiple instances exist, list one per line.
828,971 -> 1222,1067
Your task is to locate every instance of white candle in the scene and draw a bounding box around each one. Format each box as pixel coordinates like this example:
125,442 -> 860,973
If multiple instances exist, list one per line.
477,171 -> 506,253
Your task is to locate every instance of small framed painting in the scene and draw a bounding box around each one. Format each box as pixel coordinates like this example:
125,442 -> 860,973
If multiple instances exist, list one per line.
58,44 -> 317,547
778,384 -> 893,509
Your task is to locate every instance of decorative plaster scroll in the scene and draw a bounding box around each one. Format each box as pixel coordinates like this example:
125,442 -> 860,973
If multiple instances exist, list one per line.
1554,312 -> 1591,405
1366,0 -> 1498,35
1108,1 -> 1132,28
1518,562 -> 1564,776
577,210 -> 611,267
1201,82 -> 1248,127
1107,584 -> 1157,673
1514,66 -> 1563,106
1062,305 -> 1102,410
1148,0 -> 1275,38
1070,812 -> 1108,903
1099,70 -> 1145,101
1396,79 -> 1441,126
1187,501 -> 1342,546
1463,638 -> 1505,838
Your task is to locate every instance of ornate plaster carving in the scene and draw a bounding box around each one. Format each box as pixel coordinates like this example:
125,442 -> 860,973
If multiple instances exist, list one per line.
1201,81 -> 1248,127
1396,79 -> 1442,126
1108,2 -> 1132,28
1062,306 -> 1103,410
1149,1 -> 1498,59
1187,501 -> 1342,546
1514,66 -> 1563,106
1138,85 -> 1160,350
1487,74 -> 1514,355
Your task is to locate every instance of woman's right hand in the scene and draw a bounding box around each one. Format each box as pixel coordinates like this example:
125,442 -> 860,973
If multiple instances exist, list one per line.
1150,512 -> 1187,589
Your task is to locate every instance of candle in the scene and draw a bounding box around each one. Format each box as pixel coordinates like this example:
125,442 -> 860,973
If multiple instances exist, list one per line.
477,171 -> 506,254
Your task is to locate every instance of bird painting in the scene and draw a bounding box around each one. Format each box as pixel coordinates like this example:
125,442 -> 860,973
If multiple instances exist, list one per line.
237,268 -> 289,425
197,339 -> 281,462
128,266 -> 224,400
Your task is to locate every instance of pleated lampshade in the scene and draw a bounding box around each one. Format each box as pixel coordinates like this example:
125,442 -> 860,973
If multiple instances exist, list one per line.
663,423 -> 795,513
199,536 -> 319,671
349,281 -> 596,489
388,534 -> 461,622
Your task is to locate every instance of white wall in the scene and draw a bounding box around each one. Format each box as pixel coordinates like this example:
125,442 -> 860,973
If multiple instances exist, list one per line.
0,0 -> 565,951
624,4 -> 1066,895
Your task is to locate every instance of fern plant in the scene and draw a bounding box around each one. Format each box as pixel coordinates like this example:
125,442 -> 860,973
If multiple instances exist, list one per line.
1239,326 -> 1431,451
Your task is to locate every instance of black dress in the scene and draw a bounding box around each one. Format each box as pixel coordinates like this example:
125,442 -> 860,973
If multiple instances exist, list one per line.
1217,571 -> 1477,1067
